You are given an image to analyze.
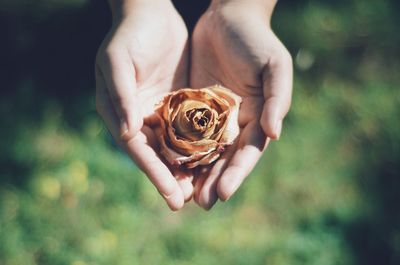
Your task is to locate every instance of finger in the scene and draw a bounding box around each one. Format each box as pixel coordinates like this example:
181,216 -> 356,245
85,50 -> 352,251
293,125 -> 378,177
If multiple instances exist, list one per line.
95,83 -> 184,211
125,128 -> 185,211
197,141 -> 237,210
177,178 -> 194,202
217,121 -> 268,201
95,69 -> 119,137
260,41 -> 293,140
193,167 -> 209,207
97,49 -> 143,141
174,168 -> 194,202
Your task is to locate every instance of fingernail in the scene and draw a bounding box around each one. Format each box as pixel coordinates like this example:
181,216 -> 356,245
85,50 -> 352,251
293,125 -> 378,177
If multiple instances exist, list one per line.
275,120 -> 283,140
202,205 -> 212,211
158,188 -> 172,199
162,193 -> 172,199
203,199 -> 218,211
201,192 -> 218,210
120,119 -> 129,139
185,194 -> 193,203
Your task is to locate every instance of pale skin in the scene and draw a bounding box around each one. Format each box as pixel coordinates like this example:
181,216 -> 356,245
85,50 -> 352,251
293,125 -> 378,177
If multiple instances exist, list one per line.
95,0 -> 293,210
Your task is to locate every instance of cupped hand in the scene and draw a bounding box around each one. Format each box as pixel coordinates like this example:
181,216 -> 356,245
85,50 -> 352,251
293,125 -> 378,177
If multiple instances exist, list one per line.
95,0 -> 191,211
190,0 -> 293,209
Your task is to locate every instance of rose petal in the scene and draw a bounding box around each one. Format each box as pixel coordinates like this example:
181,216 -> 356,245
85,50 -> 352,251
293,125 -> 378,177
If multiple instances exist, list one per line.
205,85 -> 242,144
185,150 -> 222,169
156,127 -> 217,166
219,101 -> 240,144
167,124 -> 219,155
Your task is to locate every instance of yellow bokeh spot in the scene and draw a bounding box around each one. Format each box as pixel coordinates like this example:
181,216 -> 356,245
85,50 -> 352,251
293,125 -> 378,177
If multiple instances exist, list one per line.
38,175 -> 61,200
67,160 -> 89,194
86,230 -> 118,257
100,230 -> 118,250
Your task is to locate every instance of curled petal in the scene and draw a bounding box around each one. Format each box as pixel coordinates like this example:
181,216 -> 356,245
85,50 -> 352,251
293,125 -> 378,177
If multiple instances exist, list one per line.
185,151 -> 222,169
156,127 -> 217,166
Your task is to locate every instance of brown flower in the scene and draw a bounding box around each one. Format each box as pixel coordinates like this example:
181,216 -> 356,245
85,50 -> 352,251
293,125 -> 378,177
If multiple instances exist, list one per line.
155,85 -> 242,168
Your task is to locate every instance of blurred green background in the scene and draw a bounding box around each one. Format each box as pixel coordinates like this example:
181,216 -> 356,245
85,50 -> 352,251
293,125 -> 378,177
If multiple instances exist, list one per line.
0,0 -> 399,264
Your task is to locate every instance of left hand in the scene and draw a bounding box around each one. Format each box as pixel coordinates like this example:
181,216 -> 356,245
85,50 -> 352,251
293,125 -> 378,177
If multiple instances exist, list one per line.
95,0 -> 191,211
190,0 -> 293,209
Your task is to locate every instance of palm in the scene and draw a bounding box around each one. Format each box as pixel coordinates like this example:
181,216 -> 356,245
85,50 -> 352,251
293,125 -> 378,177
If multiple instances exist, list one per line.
123,10 -> 189,117
191,9 -> 272,125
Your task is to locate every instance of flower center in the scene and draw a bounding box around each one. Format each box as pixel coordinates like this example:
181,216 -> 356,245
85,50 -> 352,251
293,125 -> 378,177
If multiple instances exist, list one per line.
197,119 -> 206,127
171,99 -> 219,141
186,108 -> 212,132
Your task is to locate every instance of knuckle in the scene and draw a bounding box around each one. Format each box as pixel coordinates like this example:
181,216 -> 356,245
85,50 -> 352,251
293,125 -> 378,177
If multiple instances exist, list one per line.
96,45 -> 118,66
269,45 -> 293,68
104,46 -> 117,59
281,48 -> 293,66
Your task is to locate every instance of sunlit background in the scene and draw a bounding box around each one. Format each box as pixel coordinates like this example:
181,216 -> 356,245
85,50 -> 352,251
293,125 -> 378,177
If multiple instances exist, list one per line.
1,0 -> 399,264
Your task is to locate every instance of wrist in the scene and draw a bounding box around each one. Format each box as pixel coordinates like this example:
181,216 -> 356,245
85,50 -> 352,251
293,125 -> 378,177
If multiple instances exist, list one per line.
108,0 -> 172,22
210,0 -> 277,21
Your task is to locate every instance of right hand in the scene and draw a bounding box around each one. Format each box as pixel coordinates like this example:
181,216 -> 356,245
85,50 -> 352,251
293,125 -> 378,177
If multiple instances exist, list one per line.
190,0 -> 293,209
95,0 -> 191,211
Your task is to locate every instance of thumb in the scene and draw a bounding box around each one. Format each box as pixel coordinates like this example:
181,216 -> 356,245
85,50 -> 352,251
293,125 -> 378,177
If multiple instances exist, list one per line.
97,49 -> 143,141
260,47 -> 293,140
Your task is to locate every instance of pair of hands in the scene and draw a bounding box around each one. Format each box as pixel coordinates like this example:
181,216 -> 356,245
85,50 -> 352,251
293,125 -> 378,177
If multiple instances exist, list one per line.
95,0 -> 293,211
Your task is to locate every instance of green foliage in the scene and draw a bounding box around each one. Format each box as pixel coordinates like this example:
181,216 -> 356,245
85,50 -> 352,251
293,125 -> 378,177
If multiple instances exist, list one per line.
1,0 -> 399,264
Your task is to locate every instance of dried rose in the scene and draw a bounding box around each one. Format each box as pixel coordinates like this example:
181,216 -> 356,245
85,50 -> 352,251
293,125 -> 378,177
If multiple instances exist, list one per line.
155,85 -> 242,168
